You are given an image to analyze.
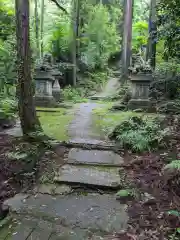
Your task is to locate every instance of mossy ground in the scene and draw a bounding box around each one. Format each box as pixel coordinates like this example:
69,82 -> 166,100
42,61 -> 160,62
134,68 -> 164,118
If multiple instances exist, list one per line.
37,107 -> 74,141
92,103 -> 160,138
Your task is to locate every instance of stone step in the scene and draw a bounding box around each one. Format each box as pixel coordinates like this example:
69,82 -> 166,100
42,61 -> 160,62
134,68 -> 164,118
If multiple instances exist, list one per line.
3,194 -> 128,234
54,164 -> 123,188
67,148 -> 124,166
90,95 -> 110,100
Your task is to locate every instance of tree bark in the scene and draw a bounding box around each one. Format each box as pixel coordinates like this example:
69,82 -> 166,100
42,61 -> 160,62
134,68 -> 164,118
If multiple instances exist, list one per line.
35,0 -> 40,58
71,0 -> 78,86
15,0 -> 41,136
121,0 -> 133,82
40,0 -> 45,59
148,0 -> 157,69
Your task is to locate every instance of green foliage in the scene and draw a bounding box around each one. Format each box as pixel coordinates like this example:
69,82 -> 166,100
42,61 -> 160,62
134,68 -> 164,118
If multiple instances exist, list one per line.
132,21 -> 148,51
0,1 -> 16,96
0,1 -> 15,41
37,107 -> 74,141
110,116 -> 169,152
164,160 -> 180,171
93,106 -> 143,138
47,17 -> 72,58
62,86 -> 88,103
78,71 -> 109,95
158,0 -> 180,59
0,98 -> 17,120
155,61 -> 180,77
116,189 -> 136,198
133,0 -> 150,22
0,38 -> 16,94
167,210 -> 180,217
81,4 -> 121,69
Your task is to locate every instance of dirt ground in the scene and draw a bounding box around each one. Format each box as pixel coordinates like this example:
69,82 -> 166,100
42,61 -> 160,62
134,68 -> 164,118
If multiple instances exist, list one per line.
0,133 -> 67,220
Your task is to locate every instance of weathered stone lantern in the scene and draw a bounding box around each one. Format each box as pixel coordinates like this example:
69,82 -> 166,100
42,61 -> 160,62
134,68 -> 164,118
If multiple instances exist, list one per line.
52,66 -> 62,102
34,65 -> 57,107
128,73 -> 153,110
128,55 -> 153,111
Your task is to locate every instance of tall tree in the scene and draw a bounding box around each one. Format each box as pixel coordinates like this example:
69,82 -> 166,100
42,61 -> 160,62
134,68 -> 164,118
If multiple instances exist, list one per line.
147,0 -> 157,69
71,0 -> 79,86
40,0 -> 45,59
121,0 -> 133,81
15,0 -> 41,136
34,0 -> 40,58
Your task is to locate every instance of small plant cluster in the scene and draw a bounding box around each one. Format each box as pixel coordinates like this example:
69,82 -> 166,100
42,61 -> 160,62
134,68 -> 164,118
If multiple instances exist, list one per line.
0,98 -> 17,120
62,86 -> 88,103
109,116 -> 170,152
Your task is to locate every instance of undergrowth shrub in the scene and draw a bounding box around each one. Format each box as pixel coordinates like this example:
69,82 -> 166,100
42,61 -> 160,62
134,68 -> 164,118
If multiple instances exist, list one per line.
151,61 -> 180,101
62,86 -> 88,103
0,98 -> 17,120
109,116 -> 170,152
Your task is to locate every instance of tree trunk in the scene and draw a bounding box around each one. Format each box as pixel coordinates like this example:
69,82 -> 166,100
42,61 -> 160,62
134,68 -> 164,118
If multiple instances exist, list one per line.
71,0 -> 78,86
148,0 -> 157,69
40,0 -> 45,59
76,0 -> 80,58
15,0 -> 41,136
35,0 -> 40,58
121,0 -> 133,82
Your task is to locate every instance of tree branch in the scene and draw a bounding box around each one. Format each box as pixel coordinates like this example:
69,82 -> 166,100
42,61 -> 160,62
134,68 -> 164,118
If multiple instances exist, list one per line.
51,0 -> 68,15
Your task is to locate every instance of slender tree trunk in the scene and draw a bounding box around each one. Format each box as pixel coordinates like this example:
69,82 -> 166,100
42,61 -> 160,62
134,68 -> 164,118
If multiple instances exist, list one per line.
121,0 -> 133,82
76,0 -> 80,58
15,0 -> 41,135
40,0 -> 45,59
35,0 -> 40,58
71,0 -> 78,86
146,0 -> 157,68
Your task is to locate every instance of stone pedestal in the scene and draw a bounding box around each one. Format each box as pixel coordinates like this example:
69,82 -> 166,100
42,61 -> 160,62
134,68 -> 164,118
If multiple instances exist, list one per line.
128,73 -> 152,110
34,69 -> 57,107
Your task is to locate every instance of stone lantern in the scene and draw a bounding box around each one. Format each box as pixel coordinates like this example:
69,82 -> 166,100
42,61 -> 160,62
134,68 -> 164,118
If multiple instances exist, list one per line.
128,73 -> 153,110
128,56 -> 153,111
52,66 -> 62,102
34,65 -> 57,107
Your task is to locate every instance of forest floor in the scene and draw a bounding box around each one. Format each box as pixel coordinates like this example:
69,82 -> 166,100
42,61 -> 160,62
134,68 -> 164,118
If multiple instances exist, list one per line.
0,86 -> 180,238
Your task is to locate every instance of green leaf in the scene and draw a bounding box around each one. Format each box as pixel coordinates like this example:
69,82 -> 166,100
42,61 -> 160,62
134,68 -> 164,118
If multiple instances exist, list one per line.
167,210 -> 180,217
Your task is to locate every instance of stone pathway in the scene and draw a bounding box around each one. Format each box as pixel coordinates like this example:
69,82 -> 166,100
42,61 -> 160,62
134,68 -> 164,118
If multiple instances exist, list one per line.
1,100 -> 128,239
68,102 -> 105,144
90,77 -> 120,100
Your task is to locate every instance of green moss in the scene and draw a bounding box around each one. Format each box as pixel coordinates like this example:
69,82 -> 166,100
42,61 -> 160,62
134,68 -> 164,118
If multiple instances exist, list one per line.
36,107 -> 65,112
116,189 -> 133,197
92,103 -> 159,138
37,108 -> 74,141
0,218 -> 17,240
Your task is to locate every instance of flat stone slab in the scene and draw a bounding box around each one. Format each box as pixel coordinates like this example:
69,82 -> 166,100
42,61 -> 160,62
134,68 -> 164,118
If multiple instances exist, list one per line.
35,184 -> 71,195
54,164 -> 122,188
4,194 -> 128,233
67,149 -> 124,166
69,138 -> 107,145
0,214 -> 126,240
3,193 -> 29,211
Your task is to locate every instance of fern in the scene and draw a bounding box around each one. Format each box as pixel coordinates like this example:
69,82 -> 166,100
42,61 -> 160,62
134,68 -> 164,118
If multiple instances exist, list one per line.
112,116 -> 168,152
164,160 -> 180,170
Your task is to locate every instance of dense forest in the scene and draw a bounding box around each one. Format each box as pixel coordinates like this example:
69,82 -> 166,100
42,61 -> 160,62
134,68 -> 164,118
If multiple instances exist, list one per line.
0,0 -> 180,239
